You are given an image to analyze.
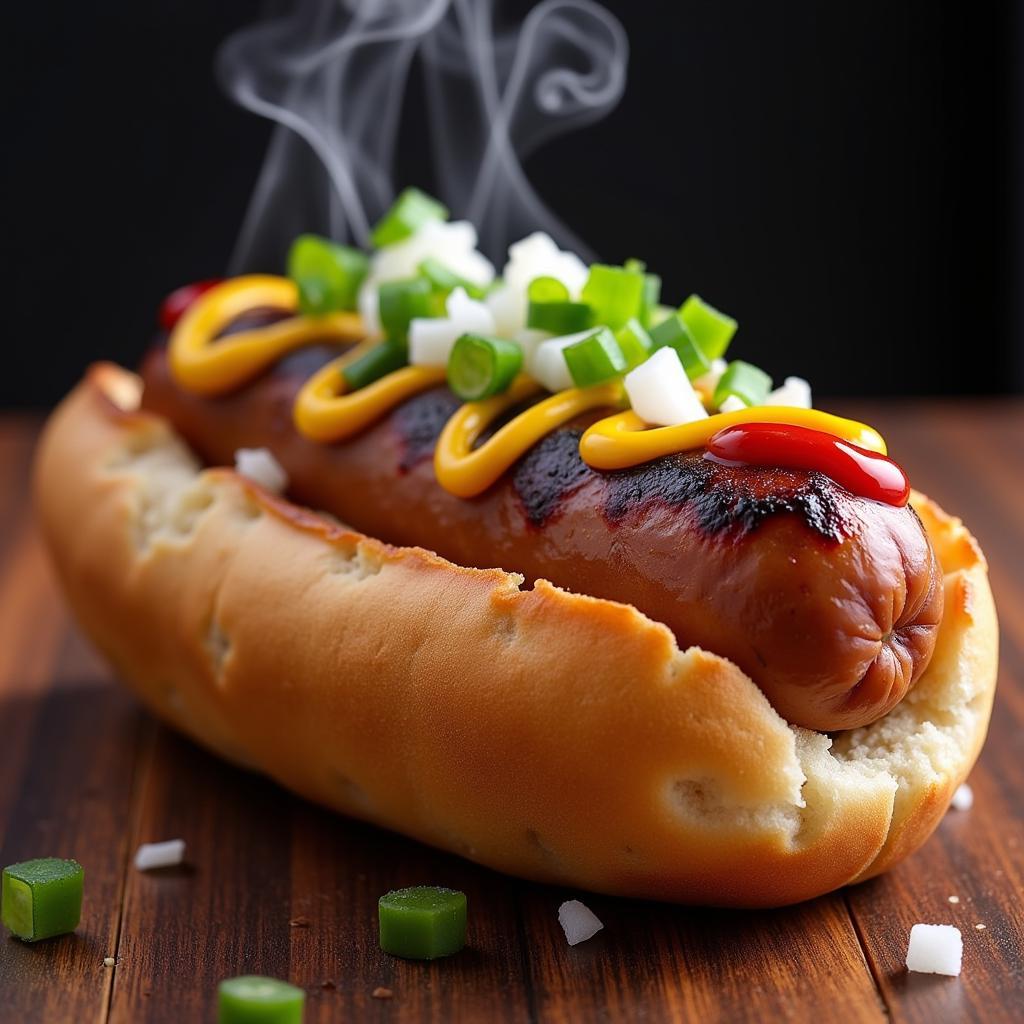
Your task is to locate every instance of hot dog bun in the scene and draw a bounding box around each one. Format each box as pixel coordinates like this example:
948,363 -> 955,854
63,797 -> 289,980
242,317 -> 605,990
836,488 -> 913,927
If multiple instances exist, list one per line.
33,364 -> 998,907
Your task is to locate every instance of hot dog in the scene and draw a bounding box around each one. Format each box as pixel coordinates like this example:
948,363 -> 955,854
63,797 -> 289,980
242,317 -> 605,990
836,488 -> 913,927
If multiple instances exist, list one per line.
140,336 -> 943,733
33,207 -> 997,906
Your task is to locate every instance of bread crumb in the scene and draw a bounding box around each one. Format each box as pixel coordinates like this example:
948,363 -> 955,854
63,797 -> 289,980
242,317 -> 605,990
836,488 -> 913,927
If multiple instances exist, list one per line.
975,923 -> 986,930
289,916 -> 310,928
948,896 -> 960,904
321,980 -> 336,990
103,957 -> 115,968
372,987 -> 394,1000
949,783 -> 974,811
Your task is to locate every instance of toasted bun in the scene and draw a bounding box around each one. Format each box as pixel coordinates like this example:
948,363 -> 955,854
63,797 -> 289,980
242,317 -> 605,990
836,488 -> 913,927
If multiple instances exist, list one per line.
33,365 -> 998,907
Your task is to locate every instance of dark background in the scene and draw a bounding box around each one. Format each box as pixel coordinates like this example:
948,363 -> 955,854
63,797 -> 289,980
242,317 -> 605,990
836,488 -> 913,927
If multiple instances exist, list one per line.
3,1 -> 1019,407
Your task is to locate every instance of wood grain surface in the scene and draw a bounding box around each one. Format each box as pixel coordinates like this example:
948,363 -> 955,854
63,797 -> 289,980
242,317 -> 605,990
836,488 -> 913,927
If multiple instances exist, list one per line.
0,401 -> 1021,1023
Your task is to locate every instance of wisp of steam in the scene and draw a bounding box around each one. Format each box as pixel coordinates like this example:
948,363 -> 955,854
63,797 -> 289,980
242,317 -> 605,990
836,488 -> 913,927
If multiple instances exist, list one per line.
218,0 -> 627,274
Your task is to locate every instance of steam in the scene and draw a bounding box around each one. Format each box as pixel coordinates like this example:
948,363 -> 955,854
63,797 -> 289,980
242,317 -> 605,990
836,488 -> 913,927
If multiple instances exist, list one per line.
218,0 -> 627,273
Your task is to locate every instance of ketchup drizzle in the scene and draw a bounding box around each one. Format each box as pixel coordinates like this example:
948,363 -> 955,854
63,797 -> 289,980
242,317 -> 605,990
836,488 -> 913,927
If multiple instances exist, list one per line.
705,422 -> 911,506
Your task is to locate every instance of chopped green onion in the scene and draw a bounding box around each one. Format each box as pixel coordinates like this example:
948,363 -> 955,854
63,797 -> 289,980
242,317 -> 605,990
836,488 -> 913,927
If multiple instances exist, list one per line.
371,188 -> 449,248
527,276 -> 570,303
639,273 -> 662,328
614,318 -> 655,368
581,263 -> 646,330
217,976 -> 305,1024
287,235 -> 368,315
680,294 -> 738,360
563,327 -> 628,387
649,314 -> 711,380
378,886 -> 467,960
2,858 -> 83,942
447,333 -> 523,401
649,304 -> 675,327
714,360 -> 772,408
418,258 -> 485,300
378,277 -> 435,345
342,341 -> 408,391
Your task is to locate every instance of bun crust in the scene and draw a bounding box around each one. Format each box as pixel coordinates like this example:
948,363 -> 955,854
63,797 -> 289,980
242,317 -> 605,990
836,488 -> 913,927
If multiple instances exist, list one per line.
33,365 -> 999,907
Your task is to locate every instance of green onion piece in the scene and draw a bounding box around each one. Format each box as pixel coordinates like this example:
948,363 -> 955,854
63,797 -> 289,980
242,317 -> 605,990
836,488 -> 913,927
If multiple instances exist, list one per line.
527,276 -> 571,303
371,188 -> 449,249
580,263 -> 646,330
526,275 -> 592,333
714,360 -> 772,408
640,273 -> 662,328
680,294 -> 738,360
619,258 -> 661,324
649,314 -> 711,380
650,304 -> 675,327
378,277 -> 435,345
217,976 -> 305,1024
614,318 -> 655,369
2,858 -> 83,942
447,334 -> 523,401
287,235 -> 368,316
342,341 -> 407,391
418,258 -> 485,300
563,327 -> 628,387
378,886 -> 467,960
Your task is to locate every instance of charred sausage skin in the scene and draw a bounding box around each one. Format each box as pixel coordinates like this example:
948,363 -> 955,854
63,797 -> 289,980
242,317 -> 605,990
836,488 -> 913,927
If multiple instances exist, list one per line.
139,337 -> 944,733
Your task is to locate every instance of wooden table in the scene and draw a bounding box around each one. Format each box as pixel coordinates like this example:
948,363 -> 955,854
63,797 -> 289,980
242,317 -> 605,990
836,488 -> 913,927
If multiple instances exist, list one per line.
0,401 -> 1021,1023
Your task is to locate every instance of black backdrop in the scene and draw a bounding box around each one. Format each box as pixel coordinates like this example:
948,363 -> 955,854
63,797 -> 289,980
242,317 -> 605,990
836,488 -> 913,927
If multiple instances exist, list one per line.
4,1 -> 1019,407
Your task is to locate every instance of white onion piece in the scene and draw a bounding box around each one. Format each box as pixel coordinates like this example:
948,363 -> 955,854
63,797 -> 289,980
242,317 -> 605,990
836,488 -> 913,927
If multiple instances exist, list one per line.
905,924 -> 962,976
486,283 -> 527,338
234,448 -> 288,494
513,328 -> 553,367
409,288 -> 495,367
371,220 -> 494,288
718,395 -> 748,414
557,900 -> 604,946
765,375 -> 813,408
357,277 -> 382,336
950,783 -> 974,811
692,358 -> 728,394
624,348 -> 708,427
529,330 -> 596,392
134,839 -> 186,871
503,232 -> 588,298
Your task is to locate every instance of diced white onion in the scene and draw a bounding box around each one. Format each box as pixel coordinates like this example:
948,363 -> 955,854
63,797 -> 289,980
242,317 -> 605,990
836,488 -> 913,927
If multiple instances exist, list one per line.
513,328 -> 553,367
486,283 -> 527,337
234,448 -> 288,494
408,287 -> 495,367
528,330 -> 596,393
371,220 -> 495,288
134,839 -> 186,871
692,358 -> 728,394
558,899 -> 604,946
624,348 -> 708,427
718,395 -> 748,414
765,375 -> 812,408
358,278 -> 382,336
503,232 -> 588,298
950,783 -> 974,811
905,924 -> 962,976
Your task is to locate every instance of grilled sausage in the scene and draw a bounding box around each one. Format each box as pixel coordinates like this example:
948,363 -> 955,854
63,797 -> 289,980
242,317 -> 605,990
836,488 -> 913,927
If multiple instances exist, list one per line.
138,333 -> 944,733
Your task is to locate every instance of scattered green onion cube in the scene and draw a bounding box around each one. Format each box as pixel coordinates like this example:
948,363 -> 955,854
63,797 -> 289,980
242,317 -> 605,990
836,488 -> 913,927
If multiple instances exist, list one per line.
2,858 -> 83,942
378,276 -> 436,345
615,318 -> 655,369
447,333 -> 523,401
679,294 -> 738,360
649,314 -> 711,380
342,341 -> 408,392
371,188 -> 449,249
639,273 -> 662,328
527,298 -> 593,334
527,275 -> 571,304
378,886 -> 467,960
217,976 -> 305,1024
563,327 -> 628,387
714,360 -> 772,408
287,235 -> 368,316
581,263 -> 646,330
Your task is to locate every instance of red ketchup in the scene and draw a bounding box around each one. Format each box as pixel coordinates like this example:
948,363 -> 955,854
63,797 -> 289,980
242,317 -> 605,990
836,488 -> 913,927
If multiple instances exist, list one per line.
705,422 -> 911,506
158,279 -> 223,332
